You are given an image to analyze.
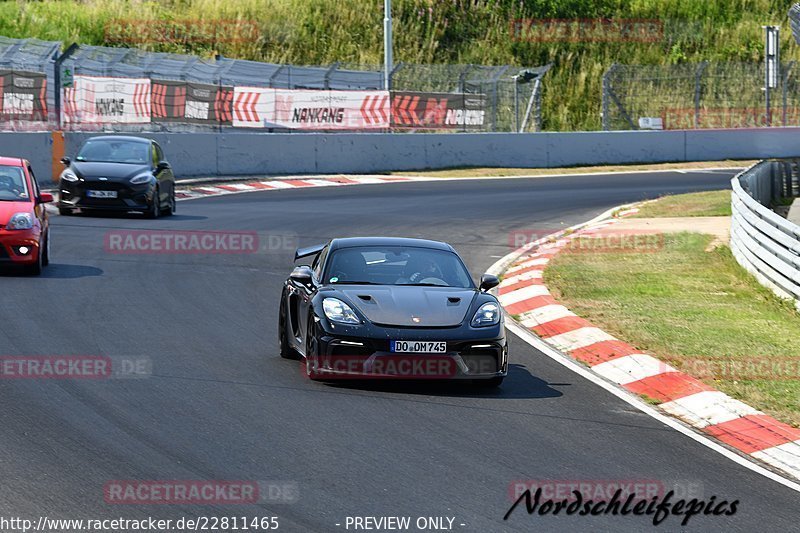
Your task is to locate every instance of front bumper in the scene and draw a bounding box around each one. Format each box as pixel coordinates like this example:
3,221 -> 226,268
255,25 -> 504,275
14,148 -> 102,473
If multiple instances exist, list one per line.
0,229 -> 41,265
58,180 -> 153,211
311,320 -> 508,380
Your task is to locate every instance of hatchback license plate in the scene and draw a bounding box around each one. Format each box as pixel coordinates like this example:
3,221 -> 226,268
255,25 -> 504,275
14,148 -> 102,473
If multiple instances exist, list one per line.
391,341 -> 447,353
87,190 -> 117,198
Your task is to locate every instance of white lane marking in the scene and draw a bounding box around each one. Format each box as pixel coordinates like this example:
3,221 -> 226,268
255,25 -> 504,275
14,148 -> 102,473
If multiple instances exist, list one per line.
223,183 -> 257,191
544,327 -> 616,353
592,353 -> 676,385
519,305 -> 575,328
502,320 -> 800,493
752,441 -> 800,480
193,186 -> 229,194
264,181 -> 297,189
497,285 -> 550,307
660,391 -> 762,429
507,257 -> 550,273
500,269 -> 544,287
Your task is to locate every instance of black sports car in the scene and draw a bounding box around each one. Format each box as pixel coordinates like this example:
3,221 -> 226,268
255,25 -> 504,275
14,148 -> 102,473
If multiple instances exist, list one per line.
279,237 -> 508,387
57,135 -> 176,217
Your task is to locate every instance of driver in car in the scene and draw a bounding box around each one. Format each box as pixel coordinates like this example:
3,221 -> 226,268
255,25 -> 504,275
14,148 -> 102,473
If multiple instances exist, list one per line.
400,256 -> 445,285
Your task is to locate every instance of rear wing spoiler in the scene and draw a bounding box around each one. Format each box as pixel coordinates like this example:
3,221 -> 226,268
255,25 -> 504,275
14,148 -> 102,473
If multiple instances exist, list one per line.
294,243 -> 325,262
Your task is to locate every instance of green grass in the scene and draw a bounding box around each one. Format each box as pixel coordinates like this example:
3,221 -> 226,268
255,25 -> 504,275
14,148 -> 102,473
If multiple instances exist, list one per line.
0,1 -> 796,131
632,190 -> 733,218
389,161 -> 751,178
545,232 -> 800,427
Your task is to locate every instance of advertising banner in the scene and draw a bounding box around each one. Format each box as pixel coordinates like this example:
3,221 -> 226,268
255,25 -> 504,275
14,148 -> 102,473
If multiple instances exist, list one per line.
151,80 -> 233,125
391,91 -> 486,130
62,75 -> 151,125
232,88 -> 389,130
0,69 -> 47,122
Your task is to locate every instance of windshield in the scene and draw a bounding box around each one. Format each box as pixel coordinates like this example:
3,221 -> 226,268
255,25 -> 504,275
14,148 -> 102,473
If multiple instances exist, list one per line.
76,140 -> 150,165
0,166 -> 29,201
324,246 -> 474,288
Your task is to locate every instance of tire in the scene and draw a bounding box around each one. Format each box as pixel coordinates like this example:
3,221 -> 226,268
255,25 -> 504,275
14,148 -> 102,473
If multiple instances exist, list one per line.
278,292 -> 301,360
58,207 -> 73,216
41,231 -> 50,267
474,376 -> 504,388
146,188 -> 160,219
305,318 -> 322,381
161,187 -> 175,216
25,243 -> 43,276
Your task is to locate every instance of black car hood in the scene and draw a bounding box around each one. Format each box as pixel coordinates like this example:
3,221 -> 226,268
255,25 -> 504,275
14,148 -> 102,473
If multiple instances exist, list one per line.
338,285 -> 476,327
71,161 -> 150,181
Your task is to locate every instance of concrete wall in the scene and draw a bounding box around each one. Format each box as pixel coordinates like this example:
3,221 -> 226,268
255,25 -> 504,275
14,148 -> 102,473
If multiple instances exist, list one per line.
0,133 -> 54,183
13,127 -> 800,185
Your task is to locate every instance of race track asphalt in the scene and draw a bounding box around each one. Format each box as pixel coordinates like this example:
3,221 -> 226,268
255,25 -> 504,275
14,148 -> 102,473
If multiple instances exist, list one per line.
1,169 -> 797,532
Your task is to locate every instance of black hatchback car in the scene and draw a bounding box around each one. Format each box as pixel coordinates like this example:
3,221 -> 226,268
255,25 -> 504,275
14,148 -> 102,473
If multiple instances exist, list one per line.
57,136 -> 176,218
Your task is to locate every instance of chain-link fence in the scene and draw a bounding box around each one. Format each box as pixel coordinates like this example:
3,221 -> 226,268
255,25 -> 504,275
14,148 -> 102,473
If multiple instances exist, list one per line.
0,38 -> 549,133
602,62 -> 800,131
0,36 -> 60,130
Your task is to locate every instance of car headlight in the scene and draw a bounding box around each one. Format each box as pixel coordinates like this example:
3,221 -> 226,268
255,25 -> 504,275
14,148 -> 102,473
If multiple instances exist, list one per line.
7,212 -> 34,230
61,169 -> 79,182
471,302 -> 501,327
323,298 -> 360,325
130,173 -> 154,185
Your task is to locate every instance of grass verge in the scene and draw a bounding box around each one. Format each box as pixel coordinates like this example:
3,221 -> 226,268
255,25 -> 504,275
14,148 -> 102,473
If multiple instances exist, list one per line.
545,231 -> 800,427
631,190 -> 732,218
388,161 -> 750,179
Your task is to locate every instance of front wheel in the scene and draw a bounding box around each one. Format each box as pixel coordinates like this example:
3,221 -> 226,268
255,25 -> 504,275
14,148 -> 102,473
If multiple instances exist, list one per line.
279,292 -> 300,360
58,207 -> 73,216
146,188 -> 160,219
161,187 -> 175,216
305,319 -> 322,381
24,244 -> 44,276
41,231 -> 50,266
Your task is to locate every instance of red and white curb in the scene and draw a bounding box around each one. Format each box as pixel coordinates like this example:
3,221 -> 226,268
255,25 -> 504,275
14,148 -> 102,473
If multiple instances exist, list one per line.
175,175 -> 425,201
492,205 -> 800,484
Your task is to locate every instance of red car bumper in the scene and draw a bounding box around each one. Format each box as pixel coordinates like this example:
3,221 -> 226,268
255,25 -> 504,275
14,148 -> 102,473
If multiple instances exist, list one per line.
0,229 -> 42,265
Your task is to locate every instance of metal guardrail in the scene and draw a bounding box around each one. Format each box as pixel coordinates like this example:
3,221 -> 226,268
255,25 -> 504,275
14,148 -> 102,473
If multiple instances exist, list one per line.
730,160 -> 800,308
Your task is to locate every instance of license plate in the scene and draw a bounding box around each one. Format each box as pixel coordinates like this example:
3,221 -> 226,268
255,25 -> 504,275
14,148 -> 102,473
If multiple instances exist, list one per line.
87,190 -> 117,198
390,340 -> 447,353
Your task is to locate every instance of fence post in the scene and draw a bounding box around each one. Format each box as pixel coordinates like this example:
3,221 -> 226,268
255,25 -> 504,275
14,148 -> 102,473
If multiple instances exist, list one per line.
53,43 -> 79,130
323,62 -> 339,90
693,61 -> 707,129
782,61 -> 794,126
601,64 -> 615,131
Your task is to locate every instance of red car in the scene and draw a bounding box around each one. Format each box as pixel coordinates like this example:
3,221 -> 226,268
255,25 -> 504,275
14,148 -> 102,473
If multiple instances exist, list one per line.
0,157 -> 53,275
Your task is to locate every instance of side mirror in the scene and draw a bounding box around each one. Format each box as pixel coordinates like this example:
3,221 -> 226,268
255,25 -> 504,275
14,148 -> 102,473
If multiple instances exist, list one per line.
60,156 -> 71,166
39,193 -> 54,203
290,265 -> 314,285
156,161 -> 171,171
479,274 -> 500,292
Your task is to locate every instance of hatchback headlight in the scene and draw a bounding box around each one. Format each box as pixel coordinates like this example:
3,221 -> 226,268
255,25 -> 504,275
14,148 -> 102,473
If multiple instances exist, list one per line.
130,173 -> 153,185
61,169 -> 79,182
471,302 -> 501,327
323,298 -> 360,325
7,212 -> 34,230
